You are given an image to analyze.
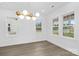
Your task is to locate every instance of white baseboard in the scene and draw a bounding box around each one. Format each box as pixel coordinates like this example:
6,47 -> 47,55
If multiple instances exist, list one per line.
47,40 -> 79,56
66,48 -> 79,55
0,39 -> 79,56
0,39 -> 45,48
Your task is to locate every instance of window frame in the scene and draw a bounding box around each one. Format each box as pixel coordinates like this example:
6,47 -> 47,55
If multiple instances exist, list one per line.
62,11 -> 75,38
52,17 -> 59,35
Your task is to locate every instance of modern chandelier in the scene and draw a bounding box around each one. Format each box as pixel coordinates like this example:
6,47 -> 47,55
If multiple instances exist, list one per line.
16,10 -> 40,21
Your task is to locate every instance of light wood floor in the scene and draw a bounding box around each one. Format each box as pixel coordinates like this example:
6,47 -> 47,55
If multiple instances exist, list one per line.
0,41 -> 77,56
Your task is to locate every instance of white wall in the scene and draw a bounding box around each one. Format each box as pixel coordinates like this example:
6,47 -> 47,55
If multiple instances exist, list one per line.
0,8 -> 46,47
0,2 -> 79,55
46,3 -> 79,55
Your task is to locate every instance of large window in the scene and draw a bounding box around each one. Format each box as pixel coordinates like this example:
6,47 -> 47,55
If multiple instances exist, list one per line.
36,22 -> 42,32
52,18 -> 59,35
63,13 -> 74,38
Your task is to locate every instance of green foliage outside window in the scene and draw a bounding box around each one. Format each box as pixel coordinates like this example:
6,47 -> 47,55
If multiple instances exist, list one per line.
36,22 -> 42,32
52,18 -> 59,35
63,13 -> 74,38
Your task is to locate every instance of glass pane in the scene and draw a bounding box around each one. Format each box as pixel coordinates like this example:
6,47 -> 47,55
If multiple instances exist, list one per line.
52,18 -> 59,35
63,13 -> 74,38
36,22 -> 42,32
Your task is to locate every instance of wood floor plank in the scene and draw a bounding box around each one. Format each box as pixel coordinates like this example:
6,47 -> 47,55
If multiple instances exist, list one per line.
0,40 -> 77,56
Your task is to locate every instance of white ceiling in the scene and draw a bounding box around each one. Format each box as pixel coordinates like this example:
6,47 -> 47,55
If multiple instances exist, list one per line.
0,2 -> 69,17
